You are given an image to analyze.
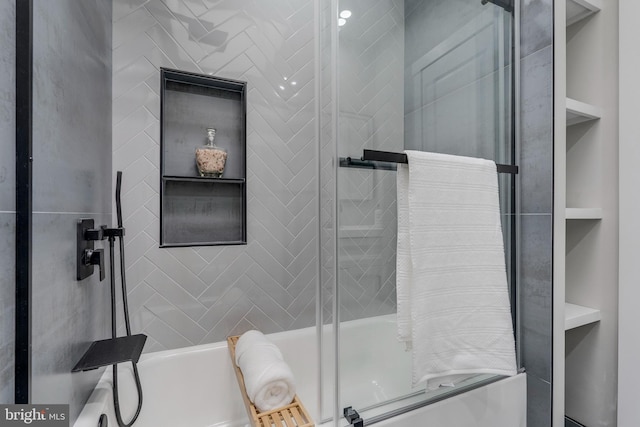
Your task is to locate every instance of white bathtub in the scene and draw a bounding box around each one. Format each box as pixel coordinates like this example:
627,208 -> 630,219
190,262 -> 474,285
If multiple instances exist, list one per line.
75,315 -> 525,427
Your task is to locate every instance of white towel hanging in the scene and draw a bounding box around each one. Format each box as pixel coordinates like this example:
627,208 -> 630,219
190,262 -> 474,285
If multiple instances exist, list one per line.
396,150 -> 517,389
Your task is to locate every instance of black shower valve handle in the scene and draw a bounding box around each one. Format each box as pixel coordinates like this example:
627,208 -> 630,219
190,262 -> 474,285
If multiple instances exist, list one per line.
84,248 -> 105,281
84,225 -> 107,241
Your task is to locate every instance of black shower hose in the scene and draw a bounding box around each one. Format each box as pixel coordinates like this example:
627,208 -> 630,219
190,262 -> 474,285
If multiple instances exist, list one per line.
109,235 -> 143,427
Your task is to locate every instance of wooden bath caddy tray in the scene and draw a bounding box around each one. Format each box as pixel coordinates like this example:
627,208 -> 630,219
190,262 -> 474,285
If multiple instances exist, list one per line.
227,335 -> 315,427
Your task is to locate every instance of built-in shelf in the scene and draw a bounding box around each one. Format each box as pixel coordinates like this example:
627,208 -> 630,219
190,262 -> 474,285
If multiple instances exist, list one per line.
160,68 -> 247,247
565,208 -> 603,220
566,98 -> 602,126
566,0 -> 602,27
565,302 -> 601,331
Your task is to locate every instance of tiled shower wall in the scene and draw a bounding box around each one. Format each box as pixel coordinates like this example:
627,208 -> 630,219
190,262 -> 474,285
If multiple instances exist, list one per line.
112,0 -> 318,351
0,0 -> 15,405
30,0 -> 113,422
518,0 -> 554,426
113,0 -> 406,348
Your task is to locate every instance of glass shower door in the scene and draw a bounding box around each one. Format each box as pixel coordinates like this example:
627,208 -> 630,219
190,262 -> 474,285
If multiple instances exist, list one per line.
335,0 -> 515,422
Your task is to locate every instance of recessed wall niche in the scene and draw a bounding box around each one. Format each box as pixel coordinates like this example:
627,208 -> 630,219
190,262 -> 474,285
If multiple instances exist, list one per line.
160,68 -> 247,247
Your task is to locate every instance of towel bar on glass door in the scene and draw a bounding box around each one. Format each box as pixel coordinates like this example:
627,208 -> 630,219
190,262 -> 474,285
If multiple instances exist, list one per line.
358,149 -> 519,174
338,157 -> 397,170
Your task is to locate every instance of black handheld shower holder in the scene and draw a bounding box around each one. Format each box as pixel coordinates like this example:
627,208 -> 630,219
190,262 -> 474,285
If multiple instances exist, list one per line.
72,171 -> 145,427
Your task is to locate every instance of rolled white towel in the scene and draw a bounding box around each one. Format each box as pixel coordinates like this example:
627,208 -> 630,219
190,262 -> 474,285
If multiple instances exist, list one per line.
235,330 -> 296,412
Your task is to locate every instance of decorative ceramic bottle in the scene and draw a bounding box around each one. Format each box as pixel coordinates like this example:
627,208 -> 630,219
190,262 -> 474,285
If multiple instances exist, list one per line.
195,127 -> 227,177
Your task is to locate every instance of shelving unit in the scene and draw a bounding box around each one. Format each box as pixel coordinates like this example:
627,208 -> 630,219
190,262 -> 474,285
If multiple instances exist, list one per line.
566,0 -> 602,26
555,0 -> 615,425
159,68 -> 247,247
564,303 -> 601,331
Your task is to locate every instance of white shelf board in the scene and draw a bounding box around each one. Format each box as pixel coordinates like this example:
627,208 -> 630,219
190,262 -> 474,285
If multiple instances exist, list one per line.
567,0 -> 602,26
565,302 -> 601,331
566,98 -> 602,126
565,208 -> 603,220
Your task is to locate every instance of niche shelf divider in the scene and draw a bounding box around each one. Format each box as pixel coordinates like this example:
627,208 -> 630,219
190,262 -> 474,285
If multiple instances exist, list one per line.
159,68 -> 247,247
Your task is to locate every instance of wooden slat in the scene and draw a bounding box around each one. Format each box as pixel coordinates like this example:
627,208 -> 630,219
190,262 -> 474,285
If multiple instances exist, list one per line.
282,410 -> 295,427
227,335 -> 315,427
259,402 -> 299,417
296,401 -> 314,426
290,406 -> 305,425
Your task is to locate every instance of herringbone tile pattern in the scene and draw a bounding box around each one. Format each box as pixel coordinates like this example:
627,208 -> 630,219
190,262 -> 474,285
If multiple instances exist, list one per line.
336,0 -> 404,322
113,0 -> 318,351
112,0 -> 403,351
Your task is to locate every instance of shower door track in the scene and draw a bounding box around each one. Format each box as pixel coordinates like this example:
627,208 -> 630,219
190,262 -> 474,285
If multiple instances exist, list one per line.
349,375 -> 507,427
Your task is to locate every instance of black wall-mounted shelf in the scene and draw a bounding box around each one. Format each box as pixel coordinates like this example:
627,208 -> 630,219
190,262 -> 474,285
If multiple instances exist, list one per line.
71,334 -> 147,372
160,68 -> 247,247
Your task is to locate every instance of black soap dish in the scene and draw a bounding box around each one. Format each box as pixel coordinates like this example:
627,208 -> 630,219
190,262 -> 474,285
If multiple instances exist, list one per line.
72,334 -> 147,372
